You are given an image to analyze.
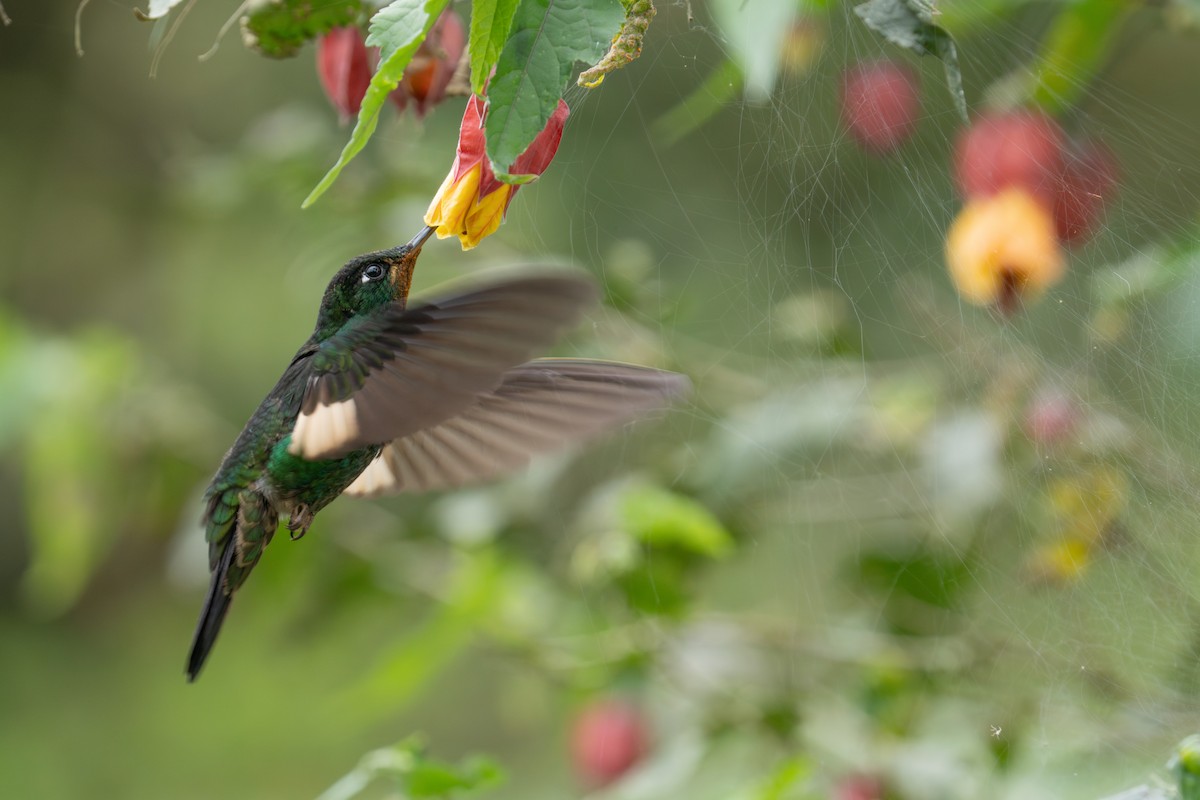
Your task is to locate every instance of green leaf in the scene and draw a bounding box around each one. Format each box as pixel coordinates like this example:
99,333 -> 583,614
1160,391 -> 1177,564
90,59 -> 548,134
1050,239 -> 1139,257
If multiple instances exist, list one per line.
619,484 -> 733,558
1174,735 -> 1200,800
853,0 -> 968,121
1028,0 -> 1130,115
485,30 -> 562,171
303,0 -> 450,207
651,58 -> 743,146
318,737 -> 505,800
484,0 -> 624,170
240,0 -> 364,59
469,0 -> 521,95
368,0 -> 435,61
617,556 -> 690,615
407,757 -> 505,797
707,0 -> 798,101
487,169 -> 541,184
752,757 -> 812,800
856,546 -> 969,610
928,30 -> 967,122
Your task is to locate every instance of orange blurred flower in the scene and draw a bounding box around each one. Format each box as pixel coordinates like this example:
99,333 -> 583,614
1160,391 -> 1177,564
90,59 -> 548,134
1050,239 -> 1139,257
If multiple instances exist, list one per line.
389,10 -> 465,118
945,188 -> 1065,312
425,95 -> 569,250
316,13 -> 465,123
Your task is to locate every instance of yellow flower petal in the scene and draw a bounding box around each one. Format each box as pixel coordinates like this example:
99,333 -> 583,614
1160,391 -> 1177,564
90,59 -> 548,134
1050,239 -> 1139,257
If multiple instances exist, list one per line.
424,163 -> 483,240
423,169 -> 458,228
945,189 -> 1065,308
1048,466 -> 1127,546
458,185 -> 513,250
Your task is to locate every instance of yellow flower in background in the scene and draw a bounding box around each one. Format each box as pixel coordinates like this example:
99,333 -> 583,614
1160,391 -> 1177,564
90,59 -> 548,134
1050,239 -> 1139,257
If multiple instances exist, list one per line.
1048,466 -> 1127,546
425,95 -> 569,250
945,188 -> 1065,311
1023,465 -> 1129,587
1025,538 -> 1091,586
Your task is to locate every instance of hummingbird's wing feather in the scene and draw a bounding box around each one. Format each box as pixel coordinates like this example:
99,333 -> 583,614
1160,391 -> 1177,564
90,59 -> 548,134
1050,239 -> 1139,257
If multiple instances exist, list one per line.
342,359 -> 690,497
290,274 -> 598,460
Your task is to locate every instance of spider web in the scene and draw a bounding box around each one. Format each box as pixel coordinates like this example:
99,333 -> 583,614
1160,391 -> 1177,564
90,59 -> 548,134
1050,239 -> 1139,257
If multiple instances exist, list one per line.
497,4 -> 1200,797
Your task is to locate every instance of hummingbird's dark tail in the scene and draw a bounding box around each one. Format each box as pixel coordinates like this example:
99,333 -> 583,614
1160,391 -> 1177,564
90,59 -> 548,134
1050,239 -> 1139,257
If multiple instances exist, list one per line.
186,535 -> 236,682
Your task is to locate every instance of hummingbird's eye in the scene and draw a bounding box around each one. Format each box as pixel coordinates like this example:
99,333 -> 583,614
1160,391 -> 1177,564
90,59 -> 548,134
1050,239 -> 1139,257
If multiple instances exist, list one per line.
361,264 -> 386,283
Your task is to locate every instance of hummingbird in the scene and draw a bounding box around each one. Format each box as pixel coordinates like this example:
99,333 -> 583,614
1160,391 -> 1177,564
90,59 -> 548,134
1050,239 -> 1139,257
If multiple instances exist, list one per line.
186,226 -> 689,681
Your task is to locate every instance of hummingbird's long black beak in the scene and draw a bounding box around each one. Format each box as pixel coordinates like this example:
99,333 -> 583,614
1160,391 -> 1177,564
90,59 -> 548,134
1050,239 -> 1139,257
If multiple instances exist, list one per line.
406,225 -> 437,251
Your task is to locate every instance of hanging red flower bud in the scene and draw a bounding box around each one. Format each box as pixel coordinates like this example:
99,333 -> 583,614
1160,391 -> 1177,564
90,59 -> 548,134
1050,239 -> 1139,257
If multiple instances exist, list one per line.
840,61 -> 920,155
425,95 -> 569,249
570,699 -> 650,787
955,111 -> 1065,206
316,27 -> 371,123
390,10 -> 466,118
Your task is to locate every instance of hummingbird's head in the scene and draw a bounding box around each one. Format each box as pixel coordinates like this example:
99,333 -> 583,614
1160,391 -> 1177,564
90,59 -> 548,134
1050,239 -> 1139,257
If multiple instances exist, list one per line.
313,226 -> 436,339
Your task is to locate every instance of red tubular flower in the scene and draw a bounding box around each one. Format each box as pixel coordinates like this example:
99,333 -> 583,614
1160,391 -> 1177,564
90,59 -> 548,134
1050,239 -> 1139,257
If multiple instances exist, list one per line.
425,95 -> 569,249
316,27 -> 371,122
390,10 -> 465,117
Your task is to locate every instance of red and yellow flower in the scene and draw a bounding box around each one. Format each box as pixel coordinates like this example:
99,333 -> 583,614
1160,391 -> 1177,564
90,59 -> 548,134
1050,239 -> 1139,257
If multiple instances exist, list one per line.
425,95 -> 569,249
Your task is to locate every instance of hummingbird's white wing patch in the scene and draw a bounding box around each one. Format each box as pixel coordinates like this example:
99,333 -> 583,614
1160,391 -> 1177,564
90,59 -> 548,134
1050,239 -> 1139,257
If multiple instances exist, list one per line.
296,273 -> 599,460
343,359 -> 690,497
289,397 -> 360,459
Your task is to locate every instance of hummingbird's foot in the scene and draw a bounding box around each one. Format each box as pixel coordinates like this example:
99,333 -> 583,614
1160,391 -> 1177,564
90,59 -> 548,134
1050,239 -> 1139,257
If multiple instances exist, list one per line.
286,504 -> 314,541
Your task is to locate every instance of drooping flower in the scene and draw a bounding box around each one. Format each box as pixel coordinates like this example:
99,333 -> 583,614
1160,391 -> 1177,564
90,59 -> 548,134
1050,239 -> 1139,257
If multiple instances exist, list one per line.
945,188 -> 1065,312
840,60 -> 920,155
316,27 -> 372,122
389,10 -> 465,118
317,13 -> 465,123
570,698 -> 649,787
425,95 -> 569,250
955,111 -> 1065,205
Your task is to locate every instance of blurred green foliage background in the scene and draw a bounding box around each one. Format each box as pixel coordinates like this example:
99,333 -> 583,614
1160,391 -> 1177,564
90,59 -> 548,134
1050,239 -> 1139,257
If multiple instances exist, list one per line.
5,1 -> 1200,798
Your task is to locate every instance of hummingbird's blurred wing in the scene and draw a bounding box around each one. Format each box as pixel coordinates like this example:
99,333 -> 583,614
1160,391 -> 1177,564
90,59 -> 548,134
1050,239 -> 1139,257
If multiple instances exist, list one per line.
290,274 -> 598,460
342,358 -> 690,497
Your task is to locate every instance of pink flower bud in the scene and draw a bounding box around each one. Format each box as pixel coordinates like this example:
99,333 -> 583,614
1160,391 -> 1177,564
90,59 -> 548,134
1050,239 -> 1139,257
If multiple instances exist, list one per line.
317,27 -> 371,122
570,699 -> 649,787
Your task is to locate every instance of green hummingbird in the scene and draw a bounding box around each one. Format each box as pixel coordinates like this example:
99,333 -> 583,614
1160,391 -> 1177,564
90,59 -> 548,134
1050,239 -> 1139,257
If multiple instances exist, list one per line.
186,226 -> 688,680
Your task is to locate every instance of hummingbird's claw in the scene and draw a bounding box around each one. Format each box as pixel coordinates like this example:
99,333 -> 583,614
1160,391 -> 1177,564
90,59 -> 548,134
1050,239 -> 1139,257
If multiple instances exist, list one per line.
286,504 -> 314,540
